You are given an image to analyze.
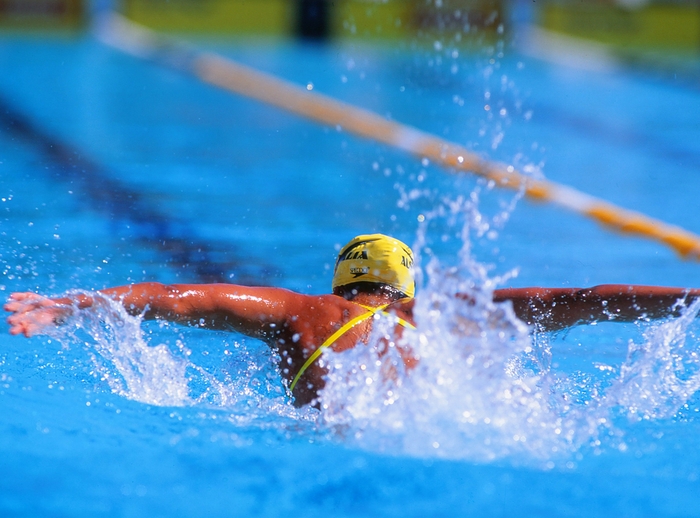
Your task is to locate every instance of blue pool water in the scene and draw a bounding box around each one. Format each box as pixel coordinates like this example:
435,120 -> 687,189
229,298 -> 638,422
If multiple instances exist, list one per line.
2,23 -> 700,517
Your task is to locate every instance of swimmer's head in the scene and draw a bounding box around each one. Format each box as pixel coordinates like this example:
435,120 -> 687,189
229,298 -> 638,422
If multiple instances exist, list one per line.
332,234 -> 415,299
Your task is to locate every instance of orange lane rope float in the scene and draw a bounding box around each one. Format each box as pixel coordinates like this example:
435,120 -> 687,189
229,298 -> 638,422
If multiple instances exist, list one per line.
94,13 -> 700,261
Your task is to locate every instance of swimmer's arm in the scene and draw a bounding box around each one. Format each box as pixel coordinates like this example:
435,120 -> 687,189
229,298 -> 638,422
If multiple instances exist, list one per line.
96,283 -> 301,338
494,285 -> 700,332
5,292 -> 78,337
5,283 -> 301,339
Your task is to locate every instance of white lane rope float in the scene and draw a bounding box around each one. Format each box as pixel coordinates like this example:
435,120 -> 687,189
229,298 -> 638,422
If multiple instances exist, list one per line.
93,13 -> 700,261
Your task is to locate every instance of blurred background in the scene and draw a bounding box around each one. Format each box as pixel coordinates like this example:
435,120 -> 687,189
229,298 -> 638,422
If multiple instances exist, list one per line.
1,0 -> 699,292
0,0 -> 698,52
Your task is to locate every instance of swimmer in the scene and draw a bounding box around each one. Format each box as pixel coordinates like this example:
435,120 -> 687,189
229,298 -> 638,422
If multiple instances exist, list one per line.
5,233 -> 700,406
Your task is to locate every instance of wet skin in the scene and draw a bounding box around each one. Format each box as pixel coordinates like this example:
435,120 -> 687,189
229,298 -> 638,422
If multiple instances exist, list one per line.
6,283 -> 700,406
5,284 -> 414,406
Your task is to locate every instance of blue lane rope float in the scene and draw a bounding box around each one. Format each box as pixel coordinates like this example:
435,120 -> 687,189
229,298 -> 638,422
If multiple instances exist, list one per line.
94,13 -> 700,261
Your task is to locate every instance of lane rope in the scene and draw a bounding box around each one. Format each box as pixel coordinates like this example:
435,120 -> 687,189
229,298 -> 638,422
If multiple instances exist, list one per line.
93,13 -> 700,261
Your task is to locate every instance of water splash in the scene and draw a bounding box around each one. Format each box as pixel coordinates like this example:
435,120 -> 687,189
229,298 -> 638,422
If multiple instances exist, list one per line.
606,298 -> 700,421
318,204 -> 572,462
44,292 -> 193,407
316,195 -> 700,465
32,193 -> 700,466
41,291 -> 316,427
318,281 -> 685,464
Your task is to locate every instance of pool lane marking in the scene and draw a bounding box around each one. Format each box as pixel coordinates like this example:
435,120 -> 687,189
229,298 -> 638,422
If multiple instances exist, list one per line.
94,13 -> 700,261
0,94 -> 276,285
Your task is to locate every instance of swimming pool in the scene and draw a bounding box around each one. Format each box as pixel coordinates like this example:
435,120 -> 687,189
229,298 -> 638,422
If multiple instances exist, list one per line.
2,18 -> 700,518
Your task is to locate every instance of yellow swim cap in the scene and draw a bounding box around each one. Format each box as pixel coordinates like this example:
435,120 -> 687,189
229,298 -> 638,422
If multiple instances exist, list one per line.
332,234 -> 415,298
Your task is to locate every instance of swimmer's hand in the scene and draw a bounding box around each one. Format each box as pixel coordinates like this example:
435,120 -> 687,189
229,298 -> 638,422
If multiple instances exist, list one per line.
4,292 -> 72,337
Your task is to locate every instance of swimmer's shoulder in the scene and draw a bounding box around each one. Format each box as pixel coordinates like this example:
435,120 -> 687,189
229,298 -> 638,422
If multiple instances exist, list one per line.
388,297 -> 415,314
381,297 -> 415,328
